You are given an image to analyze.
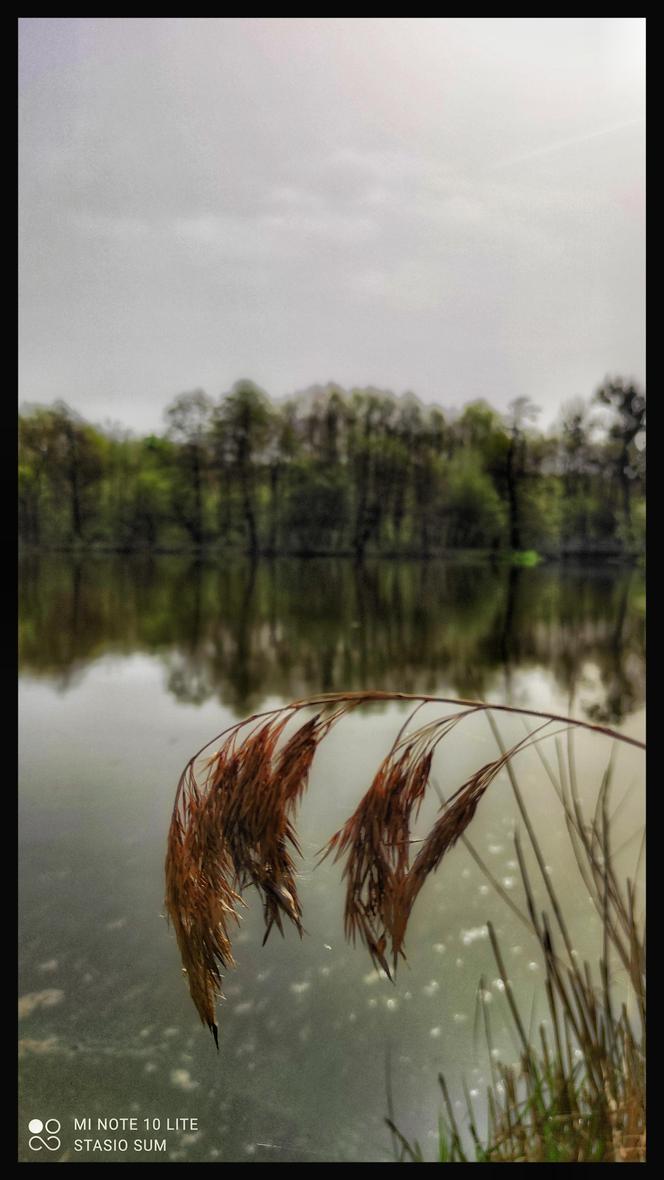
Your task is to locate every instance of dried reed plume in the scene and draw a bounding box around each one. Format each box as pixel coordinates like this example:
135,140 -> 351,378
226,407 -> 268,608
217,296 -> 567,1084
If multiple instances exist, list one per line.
164,691 -> 644,1046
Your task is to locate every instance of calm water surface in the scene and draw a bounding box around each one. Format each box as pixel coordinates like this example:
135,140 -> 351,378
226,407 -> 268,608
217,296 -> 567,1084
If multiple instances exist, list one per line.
19,557 -> 644,1162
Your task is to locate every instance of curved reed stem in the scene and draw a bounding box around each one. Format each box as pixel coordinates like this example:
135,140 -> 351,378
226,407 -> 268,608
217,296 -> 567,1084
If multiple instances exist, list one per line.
164,691 -> 644,1045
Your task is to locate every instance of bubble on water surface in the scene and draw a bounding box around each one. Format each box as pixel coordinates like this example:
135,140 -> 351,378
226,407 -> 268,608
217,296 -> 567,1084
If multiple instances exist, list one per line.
37,959 -> 58,973
460,925 -> 488,946
234,1001 -> 253,1015
170,1068 -> 198,1092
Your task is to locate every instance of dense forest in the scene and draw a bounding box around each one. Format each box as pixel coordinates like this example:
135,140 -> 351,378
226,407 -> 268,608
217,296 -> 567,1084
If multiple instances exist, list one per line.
18,378 -> 645,558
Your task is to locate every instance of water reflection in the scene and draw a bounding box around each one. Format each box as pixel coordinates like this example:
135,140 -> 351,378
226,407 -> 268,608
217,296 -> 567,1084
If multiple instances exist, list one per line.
19,555 -> 644,721
19,556 -> 645,1162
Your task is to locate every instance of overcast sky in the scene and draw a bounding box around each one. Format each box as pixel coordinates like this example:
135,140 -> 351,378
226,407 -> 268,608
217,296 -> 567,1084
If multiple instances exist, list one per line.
19,17 -> 645,434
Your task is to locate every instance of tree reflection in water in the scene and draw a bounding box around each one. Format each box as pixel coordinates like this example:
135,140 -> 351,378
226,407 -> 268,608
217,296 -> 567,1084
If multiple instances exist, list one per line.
18,555 -> 644,723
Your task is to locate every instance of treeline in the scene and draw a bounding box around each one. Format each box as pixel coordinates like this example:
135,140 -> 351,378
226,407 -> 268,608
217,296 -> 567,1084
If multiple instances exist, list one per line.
18,378 -> 645,558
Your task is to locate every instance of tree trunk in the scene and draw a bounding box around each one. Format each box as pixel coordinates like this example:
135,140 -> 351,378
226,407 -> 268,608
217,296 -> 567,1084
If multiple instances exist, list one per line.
240,466 -> 258,557
268,463 -> 280,555
506,434 -> 521,551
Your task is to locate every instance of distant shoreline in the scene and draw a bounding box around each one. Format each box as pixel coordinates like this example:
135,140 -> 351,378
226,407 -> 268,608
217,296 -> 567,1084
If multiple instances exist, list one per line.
18,544 -> 642,564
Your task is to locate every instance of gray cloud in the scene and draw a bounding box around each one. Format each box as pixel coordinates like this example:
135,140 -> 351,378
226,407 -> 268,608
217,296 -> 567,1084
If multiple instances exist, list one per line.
19,17 -> 645,432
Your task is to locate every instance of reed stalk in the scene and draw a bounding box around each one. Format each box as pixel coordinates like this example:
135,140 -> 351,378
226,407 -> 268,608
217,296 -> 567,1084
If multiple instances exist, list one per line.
164,691 -> 643,1058
383,711 -> 645,1163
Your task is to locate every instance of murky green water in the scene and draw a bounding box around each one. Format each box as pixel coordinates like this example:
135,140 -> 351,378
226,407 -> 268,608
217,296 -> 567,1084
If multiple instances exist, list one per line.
19,557 -> 644,1162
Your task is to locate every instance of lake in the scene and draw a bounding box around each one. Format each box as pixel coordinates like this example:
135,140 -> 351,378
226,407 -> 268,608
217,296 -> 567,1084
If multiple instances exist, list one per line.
19,556 -> 645,1162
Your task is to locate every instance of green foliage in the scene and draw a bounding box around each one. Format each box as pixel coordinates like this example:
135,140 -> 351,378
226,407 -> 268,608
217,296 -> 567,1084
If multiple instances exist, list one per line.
511,549 -> 540,566
282,462 -> 349,553
18,379 -> 645,557
443,453 -> 507,548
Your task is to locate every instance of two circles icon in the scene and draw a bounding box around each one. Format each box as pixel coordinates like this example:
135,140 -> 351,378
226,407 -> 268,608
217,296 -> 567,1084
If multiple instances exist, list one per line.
28,1119 -> 61,1151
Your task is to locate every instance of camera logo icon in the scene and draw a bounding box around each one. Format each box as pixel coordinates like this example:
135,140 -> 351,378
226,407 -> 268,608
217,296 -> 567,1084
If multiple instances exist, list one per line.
28,1118 -> 62,1151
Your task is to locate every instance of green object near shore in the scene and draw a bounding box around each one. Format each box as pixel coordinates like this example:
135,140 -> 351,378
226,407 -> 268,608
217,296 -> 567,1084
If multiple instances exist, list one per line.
510,549 -> 541,566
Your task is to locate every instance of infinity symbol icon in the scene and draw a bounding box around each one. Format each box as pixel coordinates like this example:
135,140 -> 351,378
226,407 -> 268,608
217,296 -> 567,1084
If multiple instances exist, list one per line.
28,1118 -> 61,1151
